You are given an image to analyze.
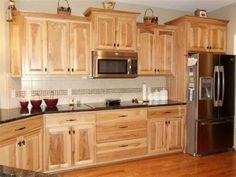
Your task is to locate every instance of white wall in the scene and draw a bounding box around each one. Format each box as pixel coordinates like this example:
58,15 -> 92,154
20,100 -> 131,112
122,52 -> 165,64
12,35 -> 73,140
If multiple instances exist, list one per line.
209,3 -> 236,148
0,0 -> 191,108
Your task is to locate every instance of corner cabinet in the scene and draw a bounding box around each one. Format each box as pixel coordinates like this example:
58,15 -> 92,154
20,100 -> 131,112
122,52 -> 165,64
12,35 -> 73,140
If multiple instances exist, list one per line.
44,113 -> 96,172
84,8 -> 139,51
0,116 -> 43,171
10,12 -> 91,77
137,24 -> 176,76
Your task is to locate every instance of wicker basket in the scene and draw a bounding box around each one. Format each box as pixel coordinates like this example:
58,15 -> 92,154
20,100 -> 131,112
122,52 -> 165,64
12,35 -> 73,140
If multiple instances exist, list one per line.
57,0 -> 71,16
143,8 -> 158,24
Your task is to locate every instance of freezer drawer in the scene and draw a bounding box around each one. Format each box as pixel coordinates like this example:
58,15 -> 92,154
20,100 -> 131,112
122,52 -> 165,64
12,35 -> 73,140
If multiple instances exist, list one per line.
197,119 -> 234,155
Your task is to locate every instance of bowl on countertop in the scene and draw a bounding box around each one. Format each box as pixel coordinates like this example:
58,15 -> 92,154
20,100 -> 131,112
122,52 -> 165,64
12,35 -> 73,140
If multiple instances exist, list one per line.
20,101 -> 29,108
30,100 -> 42,107
44,98 -> 58,107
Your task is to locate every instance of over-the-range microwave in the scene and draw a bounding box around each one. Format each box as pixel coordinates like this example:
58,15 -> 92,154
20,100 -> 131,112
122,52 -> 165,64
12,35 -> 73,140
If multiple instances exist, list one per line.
91,51 -> 138,78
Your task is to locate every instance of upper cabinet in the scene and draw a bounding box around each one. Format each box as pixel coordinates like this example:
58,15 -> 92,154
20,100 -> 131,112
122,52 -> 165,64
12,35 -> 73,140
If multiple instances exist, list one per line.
187,21 -> 227,53
84,8 -> 139,51
137,24 -> 176,76
9,12 -> 91,77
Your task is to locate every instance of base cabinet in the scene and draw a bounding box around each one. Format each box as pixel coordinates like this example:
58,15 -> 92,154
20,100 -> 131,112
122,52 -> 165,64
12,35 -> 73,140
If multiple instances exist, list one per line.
44,113 -> 96,172
147,106 -> 185,154
0,139 -> 17,168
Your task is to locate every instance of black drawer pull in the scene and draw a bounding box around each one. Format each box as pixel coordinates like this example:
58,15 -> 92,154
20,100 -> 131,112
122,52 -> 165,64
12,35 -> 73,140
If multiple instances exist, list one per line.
119,115 -> 128,118
164,111 -> 171,114
120,145 -> 128,148
119,125 -> 128,129
15,127 -> 26,131
18,141 -> 22,147
66,119 -> 76,122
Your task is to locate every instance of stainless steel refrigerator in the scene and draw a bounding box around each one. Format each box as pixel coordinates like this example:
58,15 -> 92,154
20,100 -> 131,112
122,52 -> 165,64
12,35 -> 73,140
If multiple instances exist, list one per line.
186,53 -> 235,156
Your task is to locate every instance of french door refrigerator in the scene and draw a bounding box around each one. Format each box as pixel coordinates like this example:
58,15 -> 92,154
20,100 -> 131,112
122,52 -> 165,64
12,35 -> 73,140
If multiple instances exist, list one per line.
186,53 -> 235,156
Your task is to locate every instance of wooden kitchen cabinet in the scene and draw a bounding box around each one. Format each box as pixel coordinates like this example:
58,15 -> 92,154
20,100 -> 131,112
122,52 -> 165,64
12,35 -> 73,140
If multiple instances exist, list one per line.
84,8 -> 139,51
147,106 -> 185,154
137,24 -> 176,76
165,16 -> 228,102
47,21 -> 69,75
187,21 -> 227,53
24,17 -> 47,75
9,12 -> 91,77
44,113 -> 96,171
72,124 -> 95,166
0,116 -> 43,171
70,22 -> 91,75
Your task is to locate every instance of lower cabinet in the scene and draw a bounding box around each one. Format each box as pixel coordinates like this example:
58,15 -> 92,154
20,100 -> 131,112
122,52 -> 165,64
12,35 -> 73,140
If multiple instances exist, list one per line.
44,113 -> 96,171
147,106 -> 185,154
0,116 -> 43,171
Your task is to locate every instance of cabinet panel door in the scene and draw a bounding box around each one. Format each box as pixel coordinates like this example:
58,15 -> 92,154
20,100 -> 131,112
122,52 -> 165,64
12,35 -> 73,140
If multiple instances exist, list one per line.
25,18 -> 47,75
137,28 -> 155,75
20,129 -> 42,172
167,118 -> 182,151
116,17 -> 136,51
155,29 -> 175,75
94,15 -> 116,50
70,22 -> 91,76
45,126 -> 71,171
72,124 -> 95,166
0,139 -> 17,168
148,118 -> 167,153
209,24 -> 227,53
187,22 -> 209,52
47,21 -> 69,74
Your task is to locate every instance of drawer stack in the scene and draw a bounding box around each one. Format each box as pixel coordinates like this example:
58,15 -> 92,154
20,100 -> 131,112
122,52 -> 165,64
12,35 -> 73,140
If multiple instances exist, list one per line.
96,109 -> 147,162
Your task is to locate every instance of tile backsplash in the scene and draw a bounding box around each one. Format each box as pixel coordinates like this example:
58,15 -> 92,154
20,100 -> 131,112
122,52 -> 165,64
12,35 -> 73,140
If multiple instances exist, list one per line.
10,77 -> 166,108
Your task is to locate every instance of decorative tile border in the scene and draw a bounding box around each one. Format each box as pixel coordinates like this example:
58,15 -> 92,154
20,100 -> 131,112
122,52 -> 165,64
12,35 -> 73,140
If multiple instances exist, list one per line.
15,87 -> 163,98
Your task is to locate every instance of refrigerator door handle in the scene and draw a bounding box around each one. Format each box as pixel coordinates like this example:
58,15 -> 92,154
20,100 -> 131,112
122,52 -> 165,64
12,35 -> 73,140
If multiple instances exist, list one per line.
200,119 -> 233,126
218,66 -> 225,107
213,66 -> 219,107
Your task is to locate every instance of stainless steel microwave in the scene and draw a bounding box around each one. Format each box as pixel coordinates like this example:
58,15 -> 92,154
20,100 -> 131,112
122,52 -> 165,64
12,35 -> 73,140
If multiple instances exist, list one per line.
92,51 -> 138,78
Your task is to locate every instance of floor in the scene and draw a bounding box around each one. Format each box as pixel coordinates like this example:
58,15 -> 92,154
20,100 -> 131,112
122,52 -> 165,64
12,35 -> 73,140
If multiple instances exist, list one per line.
60,152 -> 236,177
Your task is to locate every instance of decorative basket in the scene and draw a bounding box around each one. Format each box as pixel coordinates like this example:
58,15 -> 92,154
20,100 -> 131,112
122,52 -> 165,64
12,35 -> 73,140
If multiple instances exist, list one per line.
102,0 -> 116,9
57,0 -> 71,16
143,8 -> 158,24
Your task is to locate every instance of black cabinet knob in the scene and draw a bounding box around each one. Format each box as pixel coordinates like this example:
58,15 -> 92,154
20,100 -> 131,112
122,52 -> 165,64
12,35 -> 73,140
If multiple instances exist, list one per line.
72,68 -> 74,72
114,43 -> 116,47
154,69 -> 157,72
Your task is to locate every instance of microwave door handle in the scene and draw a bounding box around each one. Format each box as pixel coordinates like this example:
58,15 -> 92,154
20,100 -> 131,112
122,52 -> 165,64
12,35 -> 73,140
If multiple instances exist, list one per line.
219,66 -> 225,107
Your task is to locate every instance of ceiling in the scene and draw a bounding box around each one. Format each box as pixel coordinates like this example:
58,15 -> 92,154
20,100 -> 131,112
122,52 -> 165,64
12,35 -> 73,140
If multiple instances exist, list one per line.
115,0 -> 236,12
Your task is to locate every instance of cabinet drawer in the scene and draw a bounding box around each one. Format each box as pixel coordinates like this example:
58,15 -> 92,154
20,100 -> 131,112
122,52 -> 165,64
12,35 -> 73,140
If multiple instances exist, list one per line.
148,106 -> 181,119
45,112 -> 95,127
96,138 -> 147,162
97,119 -> 146,132
97,129 -> 147,143
96,109 -> 147,123
0,116 -> 43,142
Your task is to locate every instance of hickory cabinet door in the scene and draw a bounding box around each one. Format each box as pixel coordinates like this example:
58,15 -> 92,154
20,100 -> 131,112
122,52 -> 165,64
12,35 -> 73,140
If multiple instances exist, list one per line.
47,21 -> 69,75
187,22 -> 209,52
94,15 -> 116,50
72,124 -> 95,166
137,28 -> 155,75
116,17 -> 136,51
70,22 -> 91,76
148,118 -> 167,153
208,24 -> 227,53
0,139 -> 17,168
25,18 -> 47,75
20,129 -> 42,172
167,118 -> 183,151
45,126 -> 72,171
155,29 -> 175,76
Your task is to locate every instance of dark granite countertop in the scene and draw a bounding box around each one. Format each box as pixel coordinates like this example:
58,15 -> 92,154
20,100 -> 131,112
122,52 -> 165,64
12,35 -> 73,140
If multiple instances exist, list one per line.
0,165 -> 57,177
0,100 -> 186,124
